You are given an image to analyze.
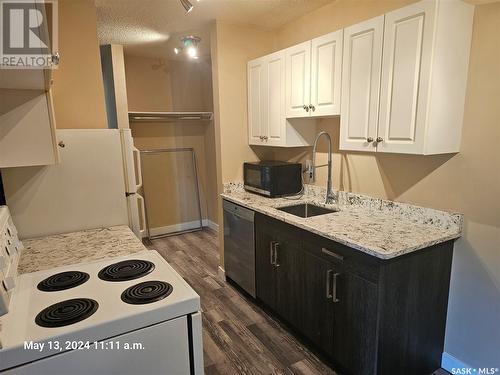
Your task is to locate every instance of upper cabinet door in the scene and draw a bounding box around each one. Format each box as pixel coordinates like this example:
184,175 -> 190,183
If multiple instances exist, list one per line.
0,91 -> 58,167
310,30 -> 343,117
285,41 -> 311,118
377,1 -> 435,154
263,51 -> 286,146
340,16 -> 384,152
247,57 -> 267,145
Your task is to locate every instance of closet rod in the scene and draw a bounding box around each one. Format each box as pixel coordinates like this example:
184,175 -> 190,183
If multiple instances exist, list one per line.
129,111 -> 213,122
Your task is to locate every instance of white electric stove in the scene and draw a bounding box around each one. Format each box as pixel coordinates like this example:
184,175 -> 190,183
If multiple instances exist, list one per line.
0,206 -> 203,375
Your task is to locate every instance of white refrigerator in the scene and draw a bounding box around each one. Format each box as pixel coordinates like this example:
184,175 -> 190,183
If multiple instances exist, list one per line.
1,129 -> 146,239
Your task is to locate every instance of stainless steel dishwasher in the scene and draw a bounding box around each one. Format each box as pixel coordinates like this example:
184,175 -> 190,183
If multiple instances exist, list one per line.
223,200 -> 255,297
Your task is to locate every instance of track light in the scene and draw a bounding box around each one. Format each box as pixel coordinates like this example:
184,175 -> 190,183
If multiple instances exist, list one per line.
180,0 -> 193,13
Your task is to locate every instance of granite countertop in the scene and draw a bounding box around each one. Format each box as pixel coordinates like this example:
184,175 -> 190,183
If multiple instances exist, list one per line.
221,183 -> 463,259
18,225 -> 147,274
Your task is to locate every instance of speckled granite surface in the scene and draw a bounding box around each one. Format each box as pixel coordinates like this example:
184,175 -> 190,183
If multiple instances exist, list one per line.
222,182 -> 462,259
18,226 -> 147,274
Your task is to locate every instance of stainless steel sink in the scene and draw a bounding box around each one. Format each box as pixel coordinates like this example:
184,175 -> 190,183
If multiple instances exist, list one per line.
276,203 -> 338,218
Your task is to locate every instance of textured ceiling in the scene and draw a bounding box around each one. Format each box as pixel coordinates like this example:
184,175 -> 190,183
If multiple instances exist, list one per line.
95,0 -> 334,60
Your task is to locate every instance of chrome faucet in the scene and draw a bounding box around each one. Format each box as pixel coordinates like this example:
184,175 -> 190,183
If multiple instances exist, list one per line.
310,131 -> 337,204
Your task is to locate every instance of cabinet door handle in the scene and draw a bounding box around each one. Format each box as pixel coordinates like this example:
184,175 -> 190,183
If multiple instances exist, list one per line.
321,248 -> 344,262
303,105 -> 310,112
332,272 -> 340,303
309,104 -> 315,112
326,269 -> 333,299
376,137 -> 384,143
270,241 -> 276,265
274,242 -> 280,267
366,137 -> 374,143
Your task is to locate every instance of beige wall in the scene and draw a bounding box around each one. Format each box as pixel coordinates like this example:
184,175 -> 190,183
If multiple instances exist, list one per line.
275,0 -> 417,48
210,21 -> 279,264
211,22 -> 276,184
124,55 -> 218,229
52,0 -> 107,129
124,56 -> 174,112
211,1 -> 500,367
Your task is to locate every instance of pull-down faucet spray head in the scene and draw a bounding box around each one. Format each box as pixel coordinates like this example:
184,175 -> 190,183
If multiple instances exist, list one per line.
311,131 -> 337,204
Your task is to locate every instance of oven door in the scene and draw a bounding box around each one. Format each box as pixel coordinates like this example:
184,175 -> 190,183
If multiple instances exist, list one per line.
3,316 -> 193,375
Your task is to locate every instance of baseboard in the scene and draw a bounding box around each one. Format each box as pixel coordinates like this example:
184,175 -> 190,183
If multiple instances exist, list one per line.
217,266 -> 226,281
442,352 -> 472,373
149,220 -> 206,237
207,220 -> 219,232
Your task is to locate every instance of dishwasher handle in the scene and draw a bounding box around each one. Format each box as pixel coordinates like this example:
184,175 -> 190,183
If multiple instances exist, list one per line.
223,200 -> 254,222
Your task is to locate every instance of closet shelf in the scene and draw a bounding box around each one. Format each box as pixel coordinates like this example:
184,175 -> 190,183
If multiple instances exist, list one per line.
128,111 -> 213,122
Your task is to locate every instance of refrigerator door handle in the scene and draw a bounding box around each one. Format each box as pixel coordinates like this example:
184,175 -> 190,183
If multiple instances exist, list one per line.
136,193 -> 147,238
133,146 -> 143,190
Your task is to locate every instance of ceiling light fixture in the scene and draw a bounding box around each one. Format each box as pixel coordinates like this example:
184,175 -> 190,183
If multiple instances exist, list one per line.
180,0 -> 193,13
173,35 -> 201,59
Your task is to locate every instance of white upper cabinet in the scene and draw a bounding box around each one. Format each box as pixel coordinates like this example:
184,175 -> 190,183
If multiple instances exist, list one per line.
377,1 -> 434,154
310,30 -> 343,117
0,90 -> 59,168
285,41 -> 311,118
248,57 -> 266,145
265,51 -> 286,146
249,0 -> 473,152
248,51 -> 315,147
285,32 -> 343,119
341,0 -> 474,154
340,16 -> 384,152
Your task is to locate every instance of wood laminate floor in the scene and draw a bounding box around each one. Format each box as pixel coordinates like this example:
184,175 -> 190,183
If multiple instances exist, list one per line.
145,229 -> 449,375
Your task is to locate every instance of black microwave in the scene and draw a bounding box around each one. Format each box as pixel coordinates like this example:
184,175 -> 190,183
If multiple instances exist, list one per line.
244,161 -> 302,197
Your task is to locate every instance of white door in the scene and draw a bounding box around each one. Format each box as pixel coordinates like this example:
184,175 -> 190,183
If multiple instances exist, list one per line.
263,50 -> 286,146
285,41 -> 311,118
377,1 -> 435,154
310,30 -> 343,117
247,57 -> 267,145
340,16 -> 384,152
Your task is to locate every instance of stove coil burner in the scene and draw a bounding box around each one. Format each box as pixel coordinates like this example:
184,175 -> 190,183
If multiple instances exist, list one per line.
35,298 -> 99,328
121,280 -> 173,305
98,259 -> 155,282
37,271 -> 90,292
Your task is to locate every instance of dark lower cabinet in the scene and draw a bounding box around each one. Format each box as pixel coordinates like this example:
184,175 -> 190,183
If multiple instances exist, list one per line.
333,272 -> 378,374
254,213 -> 454,375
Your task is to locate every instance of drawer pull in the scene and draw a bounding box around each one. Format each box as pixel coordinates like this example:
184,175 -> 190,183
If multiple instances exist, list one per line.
332,272 -> 340,303
326,269 -> 333,299
270,241 -> 276,265
274,242 -> 280,267
322,248 -> 344,261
